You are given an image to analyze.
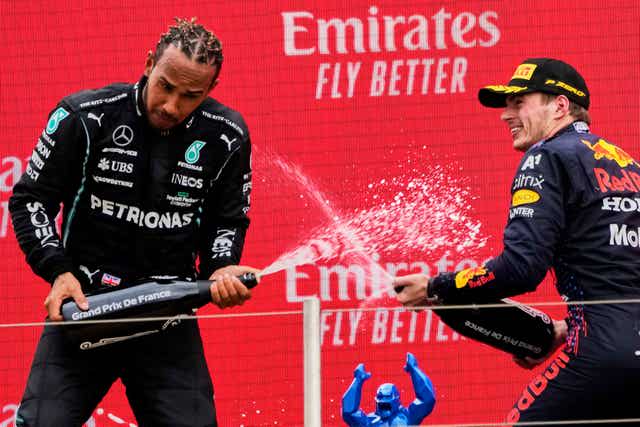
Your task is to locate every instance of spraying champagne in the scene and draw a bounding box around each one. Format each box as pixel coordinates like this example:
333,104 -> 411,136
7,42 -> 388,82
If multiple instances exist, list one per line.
61,273 -> 259,350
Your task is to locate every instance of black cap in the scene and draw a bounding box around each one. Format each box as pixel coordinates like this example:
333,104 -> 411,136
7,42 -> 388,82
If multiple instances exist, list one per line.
478,58 -> 589,109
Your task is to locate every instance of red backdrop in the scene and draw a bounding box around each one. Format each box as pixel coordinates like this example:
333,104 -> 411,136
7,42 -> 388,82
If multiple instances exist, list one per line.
1,1 -> 638,426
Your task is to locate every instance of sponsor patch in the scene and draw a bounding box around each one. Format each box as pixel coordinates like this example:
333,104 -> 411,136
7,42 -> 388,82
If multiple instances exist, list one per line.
185,140 -> 207,164
593,168 -> 640,193
211,229 -> 236,259
112,125 -> 134,147
26,201 -> 58,248
102,147 -> 138,157
166,193 -> 200,207
171,173 -> 203,189
93,175 -> 133,188
101,273 -> 122,287
509,206 -> 535,219
609,223 -> 640,248
98,158 -> 133,174
201,111 -> 245,137
511,63 -> 537,80
507,351 -> 570,423
454,266 -> 495,289
177,161 -> 203,172
512,189 -> 540,206
602,197 -> 640,212
79,92 -> 127,109
582,139 -> 638,168
90,194 -> 193,229
40,131 -> 57,147
544,79 -> 586,97
220,134 -> 237,151
520,154 -> 542,171
512,174 -> 544,190
46,107 -> 69,135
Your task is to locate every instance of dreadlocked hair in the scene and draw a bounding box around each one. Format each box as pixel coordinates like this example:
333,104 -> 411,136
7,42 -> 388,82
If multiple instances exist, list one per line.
155,17 -> 223,78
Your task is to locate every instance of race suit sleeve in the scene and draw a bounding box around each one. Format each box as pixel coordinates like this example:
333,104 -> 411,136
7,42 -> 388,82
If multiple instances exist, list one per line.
429,148 -> 568,303
9,102 -> 86,284
197,132 -> 252,279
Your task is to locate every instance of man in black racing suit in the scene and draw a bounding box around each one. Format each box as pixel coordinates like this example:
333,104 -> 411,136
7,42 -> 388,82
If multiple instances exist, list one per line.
395,58 -> 640,423
9,18 -> 256,426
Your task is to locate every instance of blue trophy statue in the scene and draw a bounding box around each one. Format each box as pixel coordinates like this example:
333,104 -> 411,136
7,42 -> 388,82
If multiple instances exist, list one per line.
342,352 -> 436,426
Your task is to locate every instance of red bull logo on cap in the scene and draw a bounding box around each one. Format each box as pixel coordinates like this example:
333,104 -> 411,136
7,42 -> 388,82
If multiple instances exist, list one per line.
582,139 -> 638,168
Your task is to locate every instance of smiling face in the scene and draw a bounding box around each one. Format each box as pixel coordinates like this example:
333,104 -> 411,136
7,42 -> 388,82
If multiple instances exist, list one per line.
500,92 -> 559,152
143,44 -> 218,130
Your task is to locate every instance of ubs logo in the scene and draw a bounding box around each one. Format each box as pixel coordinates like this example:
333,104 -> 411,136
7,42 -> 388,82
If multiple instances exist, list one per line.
112,125 -> 134,147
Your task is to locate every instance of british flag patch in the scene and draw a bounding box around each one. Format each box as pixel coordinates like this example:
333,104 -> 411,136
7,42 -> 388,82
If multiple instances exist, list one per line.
101,273 -> 121,287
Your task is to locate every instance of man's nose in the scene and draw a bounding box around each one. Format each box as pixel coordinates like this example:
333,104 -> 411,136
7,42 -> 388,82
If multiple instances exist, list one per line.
163,95 -> 179,117
500,107 -> 514,122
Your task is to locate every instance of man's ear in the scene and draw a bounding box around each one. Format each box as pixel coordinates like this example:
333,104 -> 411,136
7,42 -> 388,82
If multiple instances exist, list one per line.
144,50 -> 155,77
208,79 -> 219,93
554,95 -> 571,118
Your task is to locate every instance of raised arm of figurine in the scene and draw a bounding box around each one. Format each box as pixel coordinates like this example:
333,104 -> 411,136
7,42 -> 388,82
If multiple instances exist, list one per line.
404,352 -> 436,425
342,363 -> 372,427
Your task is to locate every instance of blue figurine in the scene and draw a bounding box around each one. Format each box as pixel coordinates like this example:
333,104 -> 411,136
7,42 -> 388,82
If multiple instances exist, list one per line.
342,352 -> 436,426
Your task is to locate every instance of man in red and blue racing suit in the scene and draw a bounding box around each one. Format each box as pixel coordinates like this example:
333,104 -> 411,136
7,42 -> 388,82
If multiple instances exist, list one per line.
395,58 -> 640,422
9,18 -> 257,426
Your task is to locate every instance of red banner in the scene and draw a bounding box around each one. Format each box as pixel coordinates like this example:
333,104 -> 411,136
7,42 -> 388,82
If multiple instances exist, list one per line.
1,1 -> 639,425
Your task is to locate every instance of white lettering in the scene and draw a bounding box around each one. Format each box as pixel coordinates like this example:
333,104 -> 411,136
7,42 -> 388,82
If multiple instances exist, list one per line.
286,266 -> 310,302
41,130 -> 57,147
25,164 -> 40,181
367,57 -> 466,97
521,154 -> 542,171
348,310 -> 363,345
320,311 -> 331,345
78,92 -> 127,108
282,11 -> 316,56
1,201 -> 8,238
318,17 -> 365,54
171,173 -> 203,189
372,309 -> 388,343
0,404 -> 19,427
30,151 -> 45,170
602,197 -> 640,212
282,7 -> 501,55
609,223 -> 640,247
35,140 -> 52,158
93,175 -> 133,188
90,195 -> 193,229
0,157 -> 23,192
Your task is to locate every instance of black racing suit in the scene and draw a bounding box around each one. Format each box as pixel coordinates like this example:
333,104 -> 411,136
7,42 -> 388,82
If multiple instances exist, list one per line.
9,76 -> 252,426
427,121 -> 640,423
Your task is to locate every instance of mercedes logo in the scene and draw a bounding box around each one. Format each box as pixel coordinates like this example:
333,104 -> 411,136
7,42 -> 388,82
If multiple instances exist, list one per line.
112,125 -> 134,147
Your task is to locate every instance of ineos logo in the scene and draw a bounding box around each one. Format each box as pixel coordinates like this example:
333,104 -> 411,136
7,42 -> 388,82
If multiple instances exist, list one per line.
112,125 -> 134,147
